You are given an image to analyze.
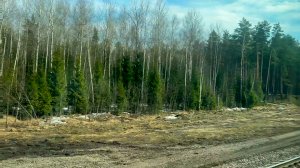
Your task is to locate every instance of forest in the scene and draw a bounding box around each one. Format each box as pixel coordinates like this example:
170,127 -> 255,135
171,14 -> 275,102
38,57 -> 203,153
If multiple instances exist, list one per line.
0,0 -> 299,118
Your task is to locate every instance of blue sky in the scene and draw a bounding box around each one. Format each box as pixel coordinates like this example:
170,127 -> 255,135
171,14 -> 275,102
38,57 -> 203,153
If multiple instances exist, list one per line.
93,0 -> 300,41
165,0 -> 300,41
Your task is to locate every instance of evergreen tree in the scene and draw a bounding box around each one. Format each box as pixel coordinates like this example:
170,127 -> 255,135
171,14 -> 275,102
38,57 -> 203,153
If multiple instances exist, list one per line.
68,59 -> 89,114
36,70 -> 52,117
115,81 -> 128,114
49,50 -> 67,115
26,73 -> 39,117
147,68 -> 163,113
93,60 -> 111,112
121,54 -> 132,91
201,85 -> 217,110
27,71 -> 52,117
130,53 -> 143,113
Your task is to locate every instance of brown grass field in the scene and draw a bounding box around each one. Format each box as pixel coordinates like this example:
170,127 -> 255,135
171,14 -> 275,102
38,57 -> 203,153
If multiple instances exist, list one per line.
0,103 -> 299,149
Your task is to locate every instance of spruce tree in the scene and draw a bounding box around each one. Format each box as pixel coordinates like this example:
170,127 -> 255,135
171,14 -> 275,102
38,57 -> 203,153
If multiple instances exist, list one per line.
49,50 -> 67,115
147,68 -> 163,113
201,88 -> 217,110
36,70 -> 52,117
68,59 -> 89,114
130,53 -> 143,113
26,73 -> 39,118
115,81 -> 128,114
94,60 -> 111,112
121,54 -> 132,91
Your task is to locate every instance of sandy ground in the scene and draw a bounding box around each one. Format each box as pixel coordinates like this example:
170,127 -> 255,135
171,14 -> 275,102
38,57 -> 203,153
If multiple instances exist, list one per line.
0,103 -> 299,167
0,130 -> 299,168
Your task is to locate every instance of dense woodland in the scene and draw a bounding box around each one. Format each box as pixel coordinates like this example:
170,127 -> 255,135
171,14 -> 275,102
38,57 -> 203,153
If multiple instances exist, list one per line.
0,0 -> 299,118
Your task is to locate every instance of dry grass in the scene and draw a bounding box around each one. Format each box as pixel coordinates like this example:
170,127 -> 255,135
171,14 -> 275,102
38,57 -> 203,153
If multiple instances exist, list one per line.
0,103 -> 299,147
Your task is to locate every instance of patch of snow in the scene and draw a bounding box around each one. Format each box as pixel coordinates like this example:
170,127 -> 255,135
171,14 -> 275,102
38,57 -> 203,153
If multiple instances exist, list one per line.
76,115 -> 88,119
224,108 -> 234,112
89,113 -> 112,119
240,108 -> 247,111
233,107 -> 241,111
224,107 -> 247,112
165,114 -> 178,120
121,112 -> 130,115
50,116 -> 68,125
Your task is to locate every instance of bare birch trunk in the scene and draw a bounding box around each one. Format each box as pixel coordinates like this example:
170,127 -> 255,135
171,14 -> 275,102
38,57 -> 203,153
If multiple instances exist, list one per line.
164,49 -> 169,83
0,33 -> 6,77
87,39 -> 94,111
265,50 -> 272,95
158,45 -> 161,74
45,27 -> 50,74
49,0 -> 54,69
147,52 -> 150,78
79,27 -> 83,68
198,56 -> 204,110
9,31 -> 12,60
108,45 -> 112,91
141,48 -> 146,102
35,16 -> 40,73
12,28 -> 21,85
188,50 -> 192,81
184,47 -> 188,110
166,47 -> 172,94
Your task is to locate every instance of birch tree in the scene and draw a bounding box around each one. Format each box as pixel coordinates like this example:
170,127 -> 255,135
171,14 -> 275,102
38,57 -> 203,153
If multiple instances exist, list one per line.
182,11 -> 203,110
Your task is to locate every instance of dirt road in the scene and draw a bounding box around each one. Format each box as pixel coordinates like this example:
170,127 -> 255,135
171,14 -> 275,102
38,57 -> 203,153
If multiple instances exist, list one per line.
1,130 -> 299,168
129,130 -> 300,168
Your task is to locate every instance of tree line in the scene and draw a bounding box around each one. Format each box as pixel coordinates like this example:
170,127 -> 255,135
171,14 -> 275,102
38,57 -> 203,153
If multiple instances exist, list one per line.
0,0 -> 299,118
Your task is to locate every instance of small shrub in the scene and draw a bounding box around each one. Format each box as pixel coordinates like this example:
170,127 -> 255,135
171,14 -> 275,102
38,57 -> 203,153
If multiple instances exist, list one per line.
201,90 -> 217,110
247,90 -> 258,108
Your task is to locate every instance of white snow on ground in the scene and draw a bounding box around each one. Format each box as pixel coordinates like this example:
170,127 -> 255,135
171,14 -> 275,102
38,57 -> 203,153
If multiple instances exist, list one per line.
89,113 -> 110,118
76,115 -> 87,119
224,107 -> 247,112
74,113 -> 112,120
50,116 -> 68,125
165,114 -> 178,120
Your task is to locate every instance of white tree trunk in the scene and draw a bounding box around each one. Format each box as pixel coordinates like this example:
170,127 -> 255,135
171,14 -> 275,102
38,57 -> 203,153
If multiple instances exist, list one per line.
188,49 -> 192,81
35,16 -> 40,73
166,47 -> 172,95
12,28 -> 21,84
141,48 -> 146,102
50,2 -> 54,69
87,39 -> 94,109
108,45 -> 113,90
158,45 -> 161,74
79,27 -> 83,68
0,33 -> 7,77
184,47 -> 188,110
45,27 -> 50,74
199,58 -> 204,110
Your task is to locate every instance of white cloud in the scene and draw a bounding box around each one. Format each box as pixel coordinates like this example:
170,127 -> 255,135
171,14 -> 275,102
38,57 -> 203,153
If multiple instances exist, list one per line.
168,5 -> 188,19
166,0 -> 300,39
265,1 -> 300,13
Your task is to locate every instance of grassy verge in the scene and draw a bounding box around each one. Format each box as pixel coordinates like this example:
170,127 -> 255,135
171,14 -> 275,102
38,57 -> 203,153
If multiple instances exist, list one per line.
0,103 -> 299,147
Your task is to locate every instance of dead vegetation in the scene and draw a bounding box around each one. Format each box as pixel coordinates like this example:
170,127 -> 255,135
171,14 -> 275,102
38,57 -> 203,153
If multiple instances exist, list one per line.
0,103 -> 299,149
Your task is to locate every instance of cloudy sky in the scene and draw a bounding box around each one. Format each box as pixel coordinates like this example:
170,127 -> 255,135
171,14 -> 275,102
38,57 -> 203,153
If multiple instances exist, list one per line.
166,0 -> 300,40
93,0 -> 300,41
